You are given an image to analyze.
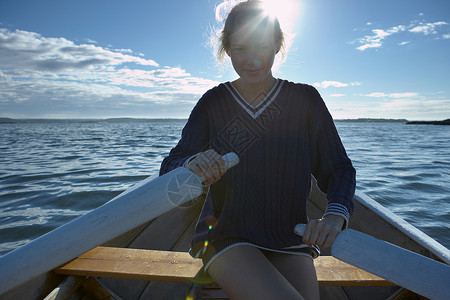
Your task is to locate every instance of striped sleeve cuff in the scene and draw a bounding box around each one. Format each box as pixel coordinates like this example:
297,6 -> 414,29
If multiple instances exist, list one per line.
323,203 -> 350,228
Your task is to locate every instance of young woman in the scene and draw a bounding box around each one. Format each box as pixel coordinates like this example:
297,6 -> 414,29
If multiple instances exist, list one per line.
160,1 -> 356,299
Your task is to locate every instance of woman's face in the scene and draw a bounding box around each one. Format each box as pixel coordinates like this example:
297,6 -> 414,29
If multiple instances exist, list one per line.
228,26 -> 278,85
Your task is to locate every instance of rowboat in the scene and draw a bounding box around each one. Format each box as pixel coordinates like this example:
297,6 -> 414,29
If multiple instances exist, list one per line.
1,172 -> 449,299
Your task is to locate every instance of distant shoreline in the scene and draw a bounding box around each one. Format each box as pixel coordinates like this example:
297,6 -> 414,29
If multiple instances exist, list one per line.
404,119 -> 450,125
1,117 -> 449,124
334,118 -> 407,123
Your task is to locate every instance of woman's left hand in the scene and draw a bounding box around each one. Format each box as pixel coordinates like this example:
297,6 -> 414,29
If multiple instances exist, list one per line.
302,215 -> 345,249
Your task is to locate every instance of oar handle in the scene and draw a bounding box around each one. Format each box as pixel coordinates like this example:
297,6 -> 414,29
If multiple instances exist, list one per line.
222,152 -> 240,169
294,224 -> 307,236
199,152 -> 239,183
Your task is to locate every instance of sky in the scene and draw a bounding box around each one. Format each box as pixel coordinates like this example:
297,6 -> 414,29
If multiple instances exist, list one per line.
0,0 -> 449,120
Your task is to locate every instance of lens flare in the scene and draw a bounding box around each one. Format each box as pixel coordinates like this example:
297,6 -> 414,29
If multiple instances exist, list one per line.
260,0 -> 300,32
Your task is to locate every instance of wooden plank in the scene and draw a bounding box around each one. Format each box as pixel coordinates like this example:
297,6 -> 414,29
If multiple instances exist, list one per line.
97,198 -> 204,299
55,247 -> 204,283
138,213 -> 203,299
314,256 -> 393,286
55,248 -> 393,286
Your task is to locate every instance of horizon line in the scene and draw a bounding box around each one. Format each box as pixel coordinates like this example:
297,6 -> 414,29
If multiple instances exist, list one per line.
0,117 -> 428,122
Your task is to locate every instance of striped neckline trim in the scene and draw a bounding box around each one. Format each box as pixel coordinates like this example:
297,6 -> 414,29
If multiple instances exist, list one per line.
225,79 -> 284,119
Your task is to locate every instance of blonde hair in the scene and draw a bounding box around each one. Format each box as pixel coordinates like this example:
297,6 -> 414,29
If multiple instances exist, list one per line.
211,0 -> 287,66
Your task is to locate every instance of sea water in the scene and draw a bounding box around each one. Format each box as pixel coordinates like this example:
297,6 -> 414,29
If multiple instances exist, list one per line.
0,119 -> 449,256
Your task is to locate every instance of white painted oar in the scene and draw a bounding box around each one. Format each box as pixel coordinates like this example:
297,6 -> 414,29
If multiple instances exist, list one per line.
295,224 -> 450,300
0,153 -> 239,295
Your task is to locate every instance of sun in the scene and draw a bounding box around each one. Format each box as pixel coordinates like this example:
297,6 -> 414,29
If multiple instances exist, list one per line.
260,0 -> 301,32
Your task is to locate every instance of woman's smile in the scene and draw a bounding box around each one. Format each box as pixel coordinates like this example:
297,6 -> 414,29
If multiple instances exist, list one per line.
245,68 -> 261,75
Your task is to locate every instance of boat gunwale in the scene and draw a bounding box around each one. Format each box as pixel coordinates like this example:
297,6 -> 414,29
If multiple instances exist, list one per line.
354,190 -> 450,265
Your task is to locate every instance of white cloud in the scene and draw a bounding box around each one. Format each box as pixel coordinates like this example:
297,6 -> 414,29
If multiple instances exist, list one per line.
357,43 -> 382,51
377,98 -> 450,119
364,92 -> 419,98
0,29 -> 159,70
0,28 -> 220,118
326,97 -> 450,120
313,81 -> 349,88
365,92 -> 387,98
314,81 -> 362,89
355,26 -> 406,51
379,99 -> 409,108
354,19 -> 448,51
329,94 -> 346,97
409,21 -> 448,35
442,33 -> 450,39
389,92 -> 419,98
399,41 -> 410,46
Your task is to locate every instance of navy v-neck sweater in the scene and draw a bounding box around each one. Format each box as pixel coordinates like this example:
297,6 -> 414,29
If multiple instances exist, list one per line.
159,79 -> 356,256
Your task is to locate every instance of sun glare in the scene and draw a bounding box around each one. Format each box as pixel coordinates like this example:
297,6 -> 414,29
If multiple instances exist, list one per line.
260,0 -> 301,32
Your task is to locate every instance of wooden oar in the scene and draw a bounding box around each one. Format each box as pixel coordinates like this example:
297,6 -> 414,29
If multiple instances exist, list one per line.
0,153 -> 239,295
295,224 -> 450,300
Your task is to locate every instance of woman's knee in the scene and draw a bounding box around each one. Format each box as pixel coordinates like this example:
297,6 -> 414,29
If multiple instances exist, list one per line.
206,245 -> 261,280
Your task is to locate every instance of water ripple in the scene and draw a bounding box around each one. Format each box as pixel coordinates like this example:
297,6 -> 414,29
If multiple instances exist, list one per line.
0,120 -> 449,256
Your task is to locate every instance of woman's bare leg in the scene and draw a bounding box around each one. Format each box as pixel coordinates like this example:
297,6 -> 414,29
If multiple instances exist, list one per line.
206,245 -> 304,300
265,251 -> 320,300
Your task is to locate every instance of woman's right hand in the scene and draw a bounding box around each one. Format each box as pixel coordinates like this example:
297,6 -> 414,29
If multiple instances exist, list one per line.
187,149 -> 227,186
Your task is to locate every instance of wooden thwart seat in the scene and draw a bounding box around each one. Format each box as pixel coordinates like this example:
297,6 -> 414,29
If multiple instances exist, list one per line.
54,246 -> 395,287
